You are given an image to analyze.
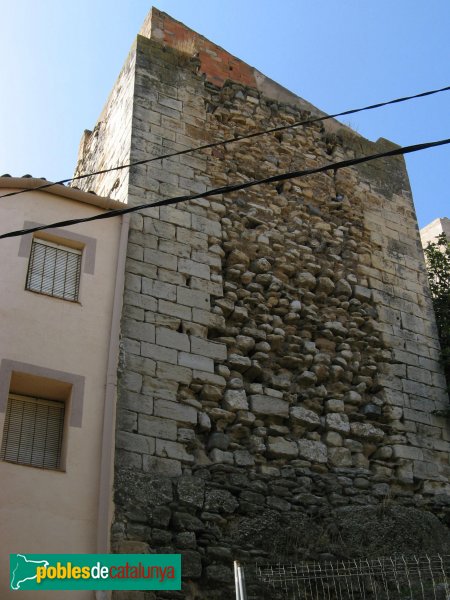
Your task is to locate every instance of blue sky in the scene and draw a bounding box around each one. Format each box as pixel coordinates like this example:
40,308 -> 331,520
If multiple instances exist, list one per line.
1,0 -> 449,228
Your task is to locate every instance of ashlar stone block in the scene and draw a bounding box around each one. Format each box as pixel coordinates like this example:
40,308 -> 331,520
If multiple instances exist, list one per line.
177,287 -> 210,309
156,361 -> 192,384
142,278 -> 176,301
178,352 -> 214,372
156,326 -> 190,351
117,431 -> 155,455
143,248 -> 178,270
156,439 -> 194,463
138,415 -> 177,440
191,214 -> 221,237
178,258 -> 210,280
143,455 -> 182,477
191,336 -> 227,360
154,399 -> 198,424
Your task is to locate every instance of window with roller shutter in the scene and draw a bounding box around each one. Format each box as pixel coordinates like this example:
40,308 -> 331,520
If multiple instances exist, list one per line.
0,394 -> 65,470
25,238 -> 82,301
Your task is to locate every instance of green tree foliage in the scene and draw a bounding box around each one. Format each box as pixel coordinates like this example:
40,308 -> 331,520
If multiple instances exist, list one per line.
424,233 -> 450,387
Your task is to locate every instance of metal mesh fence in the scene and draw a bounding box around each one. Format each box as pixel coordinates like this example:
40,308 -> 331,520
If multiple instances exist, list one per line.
254,555 -> 450,599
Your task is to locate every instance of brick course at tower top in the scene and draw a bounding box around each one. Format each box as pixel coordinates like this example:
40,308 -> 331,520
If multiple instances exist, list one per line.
74,8 -> 450,599
142,9 -> 257,88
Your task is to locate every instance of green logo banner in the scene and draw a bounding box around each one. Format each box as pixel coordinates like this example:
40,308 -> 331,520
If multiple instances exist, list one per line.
10,554 -> 181,591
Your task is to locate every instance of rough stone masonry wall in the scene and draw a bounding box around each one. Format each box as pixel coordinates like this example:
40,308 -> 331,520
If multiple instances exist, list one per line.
74,13 -> 450,600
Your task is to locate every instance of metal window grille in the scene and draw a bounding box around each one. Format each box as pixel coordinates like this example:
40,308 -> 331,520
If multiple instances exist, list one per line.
0,394 -> 65,470
26,238 -> 82,301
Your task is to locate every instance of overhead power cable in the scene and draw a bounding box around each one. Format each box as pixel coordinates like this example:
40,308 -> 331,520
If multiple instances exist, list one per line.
1,135 -> 449,241
1,83 -> 450,200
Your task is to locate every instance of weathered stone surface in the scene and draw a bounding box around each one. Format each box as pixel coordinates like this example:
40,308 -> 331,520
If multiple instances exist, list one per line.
138,415 -> 177,441
143,455 -> 182,477
227,249 -> 250,266
325,413 -> 351,434
235,335 -> 256,354
177,476 -> 205,509
316,277 -> 335,295
227,353 -> 252,372
290,300 -> 302,312
350,422 -> 385,442
156,326 -> 189,351
325,399 -> 345,413
252,257 -> 271,273
223,389 -> 248,411
175,531 -> 197,549
249,394 -> 289,417
298,272 -> 316,289
233,449 -> 255,466
353,284 -> 372,302
298,440 -> 328,463
191,336 -> 227,360
198,411 -> 211,431
323,431 -> 343,446
204,489 -> 239,514
207,432 -> 230,451
324,321 -> 348,336
117,431 -> 155,455
115,470 -> 173,508
200,384 -> 223,403
156,439 -> 194,463
328,447 -> 352,467
179,352 -> 214,372
267,437 -> 298,459
297,370 -> 318,386
345,391 -> 362,405
151,528 -> 172,545
205,564 -> 233,584
181,550 -> 203,578
173,512 -> 204,532
335,278 -> 352,297
290,406 -> 321,429
156,361 -> 192,384
267,496 -> 291,511
78,14 -> 450,598
154,399 -> 197,424
177,427 -> 195,444
209,448 -> 234,464
392,445 -> 423,460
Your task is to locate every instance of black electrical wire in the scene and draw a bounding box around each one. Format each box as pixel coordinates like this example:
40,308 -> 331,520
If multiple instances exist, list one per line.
1,135 -> 449,241
1,83 -> 450,200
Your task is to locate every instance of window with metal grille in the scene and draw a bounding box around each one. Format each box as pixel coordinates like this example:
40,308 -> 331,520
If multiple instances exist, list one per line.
26,238 -> 82,301
0,394 -> 65,470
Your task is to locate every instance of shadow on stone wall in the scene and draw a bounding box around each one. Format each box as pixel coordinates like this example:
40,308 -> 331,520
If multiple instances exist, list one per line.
231,506 -> 450,599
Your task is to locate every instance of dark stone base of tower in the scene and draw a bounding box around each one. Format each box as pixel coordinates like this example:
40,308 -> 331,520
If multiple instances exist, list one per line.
74,9 -> 450,599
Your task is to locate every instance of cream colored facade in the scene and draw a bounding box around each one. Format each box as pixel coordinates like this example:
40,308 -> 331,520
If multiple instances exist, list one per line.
420,216 -> 450,248
0,178 -> 127,599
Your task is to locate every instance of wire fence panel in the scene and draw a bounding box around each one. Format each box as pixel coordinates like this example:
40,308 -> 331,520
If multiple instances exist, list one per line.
255,555 -> 450,600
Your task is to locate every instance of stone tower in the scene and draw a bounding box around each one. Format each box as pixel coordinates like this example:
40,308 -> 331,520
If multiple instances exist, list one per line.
74,9 -> 450,598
